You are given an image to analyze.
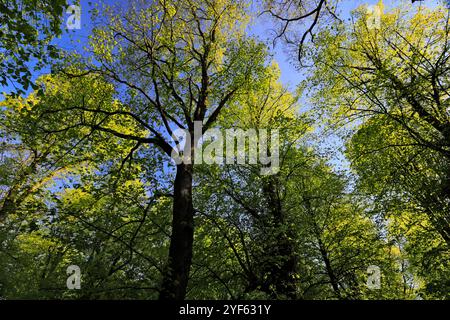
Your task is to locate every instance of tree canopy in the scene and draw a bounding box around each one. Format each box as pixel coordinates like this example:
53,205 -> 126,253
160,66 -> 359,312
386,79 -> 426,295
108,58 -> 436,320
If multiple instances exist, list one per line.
1,0 -> 450,301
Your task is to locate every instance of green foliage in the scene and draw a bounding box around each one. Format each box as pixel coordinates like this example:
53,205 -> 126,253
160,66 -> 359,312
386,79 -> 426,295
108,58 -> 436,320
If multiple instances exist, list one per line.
0,0 -> 68,94
1,0 -> 449,301
306,0 -> 450,299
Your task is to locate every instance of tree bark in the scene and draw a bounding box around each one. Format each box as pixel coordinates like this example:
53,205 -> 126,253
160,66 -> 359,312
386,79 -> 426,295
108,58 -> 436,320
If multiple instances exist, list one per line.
159,163 -> 194,300
317,236 -> 342,299
261,177 -> 298,299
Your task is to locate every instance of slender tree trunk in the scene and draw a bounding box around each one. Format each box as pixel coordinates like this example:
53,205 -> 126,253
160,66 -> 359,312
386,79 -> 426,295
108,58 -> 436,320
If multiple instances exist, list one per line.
159,163 -> 194,300
317,237 -> 342,299
261,177 -> 298,299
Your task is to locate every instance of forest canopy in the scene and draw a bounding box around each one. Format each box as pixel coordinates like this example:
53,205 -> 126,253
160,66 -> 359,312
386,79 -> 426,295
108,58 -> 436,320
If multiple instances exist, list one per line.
1,0 -> 450,301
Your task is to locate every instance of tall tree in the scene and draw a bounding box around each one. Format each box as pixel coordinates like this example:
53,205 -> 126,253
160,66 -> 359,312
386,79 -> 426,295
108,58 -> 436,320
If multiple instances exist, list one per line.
306,1 -> 450,246
30,0 -> 268,299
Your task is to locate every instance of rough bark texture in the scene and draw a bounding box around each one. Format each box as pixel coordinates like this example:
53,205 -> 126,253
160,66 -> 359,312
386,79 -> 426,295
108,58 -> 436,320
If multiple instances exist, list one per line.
159,163 -> 194,300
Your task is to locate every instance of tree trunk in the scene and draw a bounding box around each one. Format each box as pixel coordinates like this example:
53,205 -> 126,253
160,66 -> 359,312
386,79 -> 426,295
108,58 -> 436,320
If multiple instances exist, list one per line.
159,163 -> 194,300
261,177 -> 298,299
317,237 -> 342,299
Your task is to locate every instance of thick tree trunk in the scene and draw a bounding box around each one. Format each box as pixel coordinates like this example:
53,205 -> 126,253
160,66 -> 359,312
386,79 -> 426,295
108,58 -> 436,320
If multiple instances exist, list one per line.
159,163 -> 194,300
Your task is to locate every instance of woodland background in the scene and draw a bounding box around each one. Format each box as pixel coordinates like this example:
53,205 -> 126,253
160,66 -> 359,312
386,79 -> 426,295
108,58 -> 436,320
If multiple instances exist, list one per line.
1,0 -> 450,300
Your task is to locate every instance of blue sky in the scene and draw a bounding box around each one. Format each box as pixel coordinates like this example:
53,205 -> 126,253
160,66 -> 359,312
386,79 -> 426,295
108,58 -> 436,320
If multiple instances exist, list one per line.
1,0 -> 443,173
61,0 -> 396,88
1,0 -> 441,96
247,0 -> 441,89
